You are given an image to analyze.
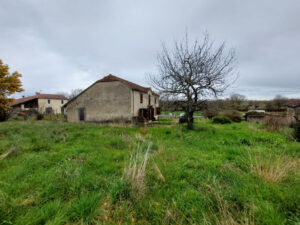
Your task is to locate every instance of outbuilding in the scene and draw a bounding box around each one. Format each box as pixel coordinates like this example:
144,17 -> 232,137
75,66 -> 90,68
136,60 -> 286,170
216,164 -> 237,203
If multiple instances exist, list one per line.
10,93 -> 67,114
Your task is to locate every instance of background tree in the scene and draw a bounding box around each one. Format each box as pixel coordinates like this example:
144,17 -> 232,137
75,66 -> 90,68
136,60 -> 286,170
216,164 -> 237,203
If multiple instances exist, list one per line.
0,60 -> 24,120
273,95 -> 288,111
57,88 -> 83,100
68,88 -> 83,99
149,33 -> 237,129
229,93 -> 246,110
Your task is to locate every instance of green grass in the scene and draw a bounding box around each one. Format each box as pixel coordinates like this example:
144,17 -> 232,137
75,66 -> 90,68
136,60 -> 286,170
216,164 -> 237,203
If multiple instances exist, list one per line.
0,118 -> 299,224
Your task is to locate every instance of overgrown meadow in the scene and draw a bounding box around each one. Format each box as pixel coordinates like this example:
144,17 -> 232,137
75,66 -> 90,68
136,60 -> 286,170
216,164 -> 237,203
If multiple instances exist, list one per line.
0,118 -> 299,224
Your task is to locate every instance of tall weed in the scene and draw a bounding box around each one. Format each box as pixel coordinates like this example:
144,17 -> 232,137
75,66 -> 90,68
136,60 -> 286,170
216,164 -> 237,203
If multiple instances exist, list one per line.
123,143 -> 151,201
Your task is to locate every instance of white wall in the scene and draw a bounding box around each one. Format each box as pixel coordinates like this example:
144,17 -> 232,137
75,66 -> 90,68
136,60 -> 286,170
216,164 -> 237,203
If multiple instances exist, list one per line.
38,98 -> 67,114
132,90 -> 159,116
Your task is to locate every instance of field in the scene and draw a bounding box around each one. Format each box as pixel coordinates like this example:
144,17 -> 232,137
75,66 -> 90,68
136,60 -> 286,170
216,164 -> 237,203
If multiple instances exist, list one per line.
0,118 -> 299,224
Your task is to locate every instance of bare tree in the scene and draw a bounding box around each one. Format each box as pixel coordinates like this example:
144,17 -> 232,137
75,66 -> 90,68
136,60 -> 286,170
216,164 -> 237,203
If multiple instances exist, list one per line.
149,33 -> 237,129
68,88 -> 83,100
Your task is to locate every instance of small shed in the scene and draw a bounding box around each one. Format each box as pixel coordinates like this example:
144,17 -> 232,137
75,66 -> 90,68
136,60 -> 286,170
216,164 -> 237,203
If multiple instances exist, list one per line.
244,110 -> 265,123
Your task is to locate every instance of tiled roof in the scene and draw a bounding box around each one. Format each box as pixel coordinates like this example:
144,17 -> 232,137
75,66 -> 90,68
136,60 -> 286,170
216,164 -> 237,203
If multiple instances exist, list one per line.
287,100 -> 300,108
98,74 -> 159,96
10,93 -> 67,107
99,75 -> 146,92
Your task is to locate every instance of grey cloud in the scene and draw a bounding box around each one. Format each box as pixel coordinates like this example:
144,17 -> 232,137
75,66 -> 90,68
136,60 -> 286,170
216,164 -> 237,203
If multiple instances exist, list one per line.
0,0 -> 299,99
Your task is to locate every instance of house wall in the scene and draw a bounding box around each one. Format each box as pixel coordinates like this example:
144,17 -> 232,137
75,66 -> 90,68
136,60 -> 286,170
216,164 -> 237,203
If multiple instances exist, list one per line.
65,81 -> 132,122
132,90 -> 159,117
296,108 -> 300,121
287,107 -> 300,123
38,99 -> 67,114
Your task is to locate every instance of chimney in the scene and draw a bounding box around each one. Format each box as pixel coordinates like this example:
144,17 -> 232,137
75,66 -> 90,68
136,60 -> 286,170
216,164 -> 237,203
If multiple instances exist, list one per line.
22,96 -> 25,98
35,92 -> 40,95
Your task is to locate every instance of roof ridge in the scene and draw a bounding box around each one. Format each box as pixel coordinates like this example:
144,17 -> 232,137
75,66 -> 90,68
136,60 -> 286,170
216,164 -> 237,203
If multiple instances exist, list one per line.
98,74 -> 150,93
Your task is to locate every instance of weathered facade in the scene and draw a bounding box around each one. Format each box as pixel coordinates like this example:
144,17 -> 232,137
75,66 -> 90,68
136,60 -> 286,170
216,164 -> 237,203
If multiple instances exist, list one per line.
10,93 -> 68,114
63,75 -> 160,123
287,100 -> 300,124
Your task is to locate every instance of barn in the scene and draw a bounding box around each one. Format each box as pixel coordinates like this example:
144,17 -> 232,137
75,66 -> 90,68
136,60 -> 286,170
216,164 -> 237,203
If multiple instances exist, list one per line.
63,74 -> 160,123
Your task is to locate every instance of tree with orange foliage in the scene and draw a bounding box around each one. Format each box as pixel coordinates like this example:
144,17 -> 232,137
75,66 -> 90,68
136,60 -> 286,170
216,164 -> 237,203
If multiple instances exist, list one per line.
0,60 -> 24,120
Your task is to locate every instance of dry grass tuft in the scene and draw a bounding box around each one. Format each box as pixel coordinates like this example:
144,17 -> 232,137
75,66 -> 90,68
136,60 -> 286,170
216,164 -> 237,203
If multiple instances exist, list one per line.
123,143 -> 151,200
207,185 -> 255,225
96,195 -> 136,224
153,162 -> 165,182
163,200 -> 193,225
0,146 -> 18,160
248,151 -> 299,183
135,133 -> 147,143
20,197 -> 35,207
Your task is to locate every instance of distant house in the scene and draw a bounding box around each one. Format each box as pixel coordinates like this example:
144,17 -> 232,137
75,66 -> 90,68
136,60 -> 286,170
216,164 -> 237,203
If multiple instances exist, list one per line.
287,100 -> 300,124
63,74 -> 160,123
10,93 -> 68,114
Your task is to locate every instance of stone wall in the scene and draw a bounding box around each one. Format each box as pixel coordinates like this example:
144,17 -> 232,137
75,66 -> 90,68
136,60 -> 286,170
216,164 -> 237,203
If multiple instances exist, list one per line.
247,114 -> 291,126
246,115 -> 265,124
65,81 -> 132,123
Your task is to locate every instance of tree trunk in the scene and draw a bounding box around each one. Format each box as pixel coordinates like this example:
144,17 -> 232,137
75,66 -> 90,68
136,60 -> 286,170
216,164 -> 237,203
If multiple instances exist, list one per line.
187,110 -> 194,130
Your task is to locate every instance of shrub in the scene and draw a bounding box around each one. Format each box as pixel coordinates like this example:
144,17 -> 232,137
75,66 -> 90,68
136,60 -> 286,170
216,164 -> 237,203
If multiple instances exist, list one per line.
264,116 -> 288,131
17,112 -> 28,120
0,110 -> 8,121
223,110 -> 242,122
43,114 -> 66,122
293,122 -> 300,142
212,116 -> 231,124
246,111 -> 265,117
36,113 -> 44,120
203,108 -> 219,119
8,115 -> 25,121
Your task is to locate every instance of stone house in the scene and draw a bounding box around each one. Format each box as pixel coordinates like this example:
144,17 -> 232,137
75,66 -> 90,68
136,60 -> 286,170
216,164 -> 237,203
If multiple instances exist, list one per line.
287,100 -> 300,124
10,93 -> 68,114
63,74 -> 160,123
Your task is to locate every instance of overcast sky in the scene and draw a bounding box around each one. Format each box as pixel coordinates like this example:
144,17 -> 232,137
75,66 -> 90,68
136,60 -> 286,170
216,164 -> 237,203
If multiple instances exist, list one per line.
1,0 -> 299,100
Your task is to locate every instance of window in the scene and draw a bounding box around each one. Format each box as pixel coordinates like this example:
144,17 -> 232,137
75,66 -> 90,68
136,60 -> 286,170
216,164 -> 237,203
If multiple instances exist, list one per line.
48,99 -> 50,104
140,93 -> 143,104
148,95 -> 151,105
155,97 -> 157,104
61,100 -> 64,104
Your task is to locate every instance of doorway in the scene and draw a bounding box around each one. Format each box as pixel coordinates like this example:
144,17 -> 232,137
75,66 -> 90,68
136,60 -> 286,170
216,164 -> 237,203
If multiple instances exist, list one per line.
79,108 -> 85,121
